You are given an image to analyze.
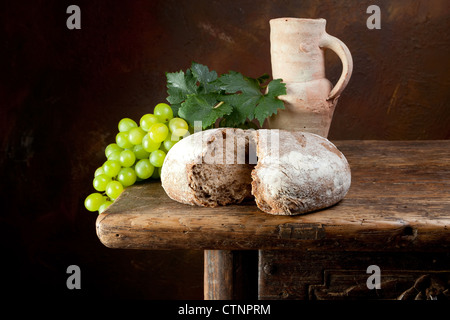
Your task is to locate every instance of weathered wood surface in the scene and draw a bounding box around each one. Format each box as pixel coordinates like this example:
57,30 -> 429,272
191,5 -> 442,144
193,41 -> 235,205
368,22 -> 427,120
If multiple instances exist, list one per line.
204,250 -> 234,300
204,250 -> 258,300
96,140 -> 450,251
258,250 -> 450,300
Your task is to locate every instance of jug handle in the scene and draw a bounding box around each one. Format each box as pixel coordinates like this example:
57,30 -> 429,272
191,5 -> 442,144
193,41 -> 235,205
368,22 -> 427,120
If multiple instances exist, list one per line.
320,33 -> 353,101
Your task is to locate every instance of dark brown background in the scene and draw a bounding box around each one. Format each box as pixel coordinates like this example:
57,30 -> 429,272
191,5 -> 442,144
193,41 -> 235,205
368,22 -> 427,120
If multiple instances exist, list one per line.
1,0 -> 449,299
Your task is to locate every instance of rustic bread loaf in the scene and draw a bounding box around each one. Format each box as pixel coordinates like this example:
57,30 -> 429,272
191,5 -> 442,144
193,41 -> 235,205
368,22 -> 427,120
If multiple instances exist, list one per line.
161,128 -> 351,215
251,129 -> 351,215
161,128 -> 255,207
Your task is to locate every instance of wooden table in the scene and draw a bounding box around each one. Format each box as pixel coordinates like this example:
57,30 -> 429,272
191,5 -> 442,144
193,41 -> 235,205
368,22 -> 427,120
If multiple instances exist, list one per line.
96,140 -> 450,300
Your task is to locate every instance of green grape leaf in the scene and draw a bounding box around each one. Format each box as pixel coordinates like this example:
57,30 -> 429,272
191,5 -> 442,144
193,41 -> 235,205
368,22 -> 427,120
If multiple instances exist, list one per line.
170,103 -> 181,117
166,69 -> 198,104
219,93 -> 260,127
165,63 -> 286,129
253,79 -> 286,126
265,78 -> 287,98
213,71 -> 261,95
190,62 -> 218,93
178,93 -> 233,129
218,76 -> 286,127
256,73 -> 270,85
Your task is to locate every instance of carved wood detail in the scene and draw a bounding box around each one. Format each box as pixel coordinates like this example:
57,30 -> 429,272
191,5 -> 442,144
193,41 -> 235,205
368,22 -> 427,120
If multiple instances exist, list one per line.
309,270 -> 450,300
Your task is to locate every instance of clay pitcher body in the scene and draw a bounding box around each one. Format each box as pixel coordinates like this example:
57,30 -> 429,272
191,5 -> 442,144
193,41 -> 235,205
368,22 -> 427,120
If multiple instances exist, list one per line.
267,18 -> 353,138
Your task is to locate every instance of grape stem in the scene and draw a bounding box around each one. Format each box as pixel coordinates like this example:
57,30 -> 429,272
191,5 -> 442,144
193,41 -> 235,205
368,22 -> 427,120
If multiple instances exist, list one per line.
213,101 -> 224,109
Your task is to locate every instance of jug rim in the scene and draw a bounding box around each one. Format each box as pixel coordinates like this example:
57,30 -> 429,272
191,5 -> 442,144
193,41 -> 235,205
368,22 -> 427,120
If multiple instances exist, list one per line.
270,17 -> 326,24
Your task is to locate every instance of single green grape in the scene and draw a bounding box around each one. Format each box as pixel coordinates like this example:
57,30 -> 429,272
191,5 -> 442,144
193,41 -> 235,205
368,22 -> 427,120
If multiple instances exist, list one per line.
119,149 -> 136,167
105,181 -> 124,200
149,123 -> 169,143
105,143 -> 123,158
102,160 -> 121,177
140,114 -> 159,131
153,103 -> 173,123
142,133 -> 161,152
98,200 -> 113,214
149,149 -> 166,167
135,159 -> 154,179
94,167 -> 104,177
84,193 -> 105,212
107,150 -> 121,161
93,174 -> 112,192
168,117 -> 189,137
151,166 -> 161,179
116,131 -> 134,149
128,127 -> 146,145
117,167 -> 137,187
163,135 -> 179,152
118,118 -> 137,132
133,144 -> 150,160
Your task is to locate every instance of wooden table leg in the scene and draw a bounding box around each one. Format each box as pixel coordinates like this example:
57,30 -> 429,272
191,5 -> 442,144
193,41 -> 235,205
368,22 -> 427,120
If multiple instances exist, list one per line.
204,250 -> 258,300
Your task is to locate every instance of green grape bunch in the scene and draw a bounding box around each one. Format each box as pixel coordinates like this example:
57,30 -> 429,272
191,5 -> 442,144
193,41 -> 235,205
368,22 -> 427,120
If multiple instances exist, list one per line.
84,103 -> 189,214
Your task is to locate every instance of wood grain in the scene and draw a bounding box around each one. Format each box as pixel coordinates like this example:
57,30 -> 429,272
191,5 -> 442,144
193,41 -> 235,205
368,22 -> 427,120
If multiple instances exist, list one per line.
258,250 -> 450,300
204,250 -> 258,300
204,250 -> 234,300
96,140 -> 450,252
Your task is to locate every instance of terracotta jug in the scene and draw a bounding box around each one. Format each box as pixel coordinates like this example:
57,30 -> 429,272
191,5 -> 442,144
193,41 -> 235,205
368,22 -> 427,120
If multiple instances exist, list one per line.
267,18 -> 353,138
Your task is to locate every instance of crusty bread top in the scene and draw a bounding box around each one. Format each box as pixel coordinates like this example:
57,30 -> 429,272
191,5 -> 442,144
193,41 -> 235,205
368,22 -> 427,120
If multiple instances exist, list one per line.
161,128 -> 351,215
161,128 -> 255,206
252,130 -> 351,215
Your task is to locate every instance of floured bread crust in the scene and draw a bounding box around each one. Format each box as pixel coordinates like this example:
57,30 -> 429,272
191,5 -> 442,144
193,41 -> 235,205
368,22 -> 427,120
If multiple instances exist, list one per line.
161,128 -> 351,215
251,130 -> 351,215
161,128 -> 255,207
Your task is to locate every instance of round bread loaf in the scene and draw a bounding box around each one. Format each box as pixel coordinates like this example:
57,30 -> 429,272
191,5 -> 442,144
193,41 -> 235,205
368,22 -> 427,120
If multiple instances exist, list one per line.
161,128 -> 351,215
161,128 -> 255,207
251,129 -> 351,215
